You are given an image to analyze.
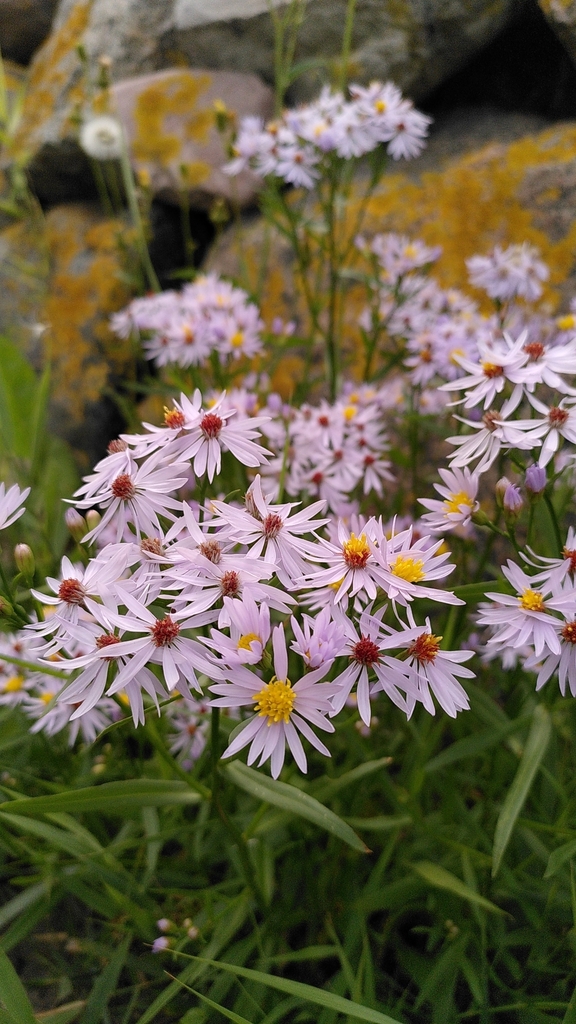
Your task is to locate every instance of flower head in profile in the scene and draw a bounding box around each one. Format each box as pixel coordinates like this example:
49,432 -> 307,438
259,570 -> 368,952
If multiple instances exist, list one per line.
0,482 -> 30,531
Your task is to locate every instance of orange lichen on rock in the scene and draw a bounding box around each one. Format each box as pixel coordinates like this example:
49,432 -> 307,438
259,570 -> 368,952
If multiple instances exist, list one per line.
42,205 -> 133,423
364,123 -> 576,310
14,2 -> 91,144
131,72 -> 214,167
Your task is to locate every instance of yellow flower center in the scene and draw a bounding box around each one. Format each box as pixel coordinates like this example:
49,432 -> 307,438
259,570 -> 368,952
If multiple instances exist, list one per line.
391,555 -> 425,583
117,692 -> 130,706
329,577 -> 345,591
403,243 -> 418,258
407,633 -> 442,663
520,589 -> 546,612
2,675 -> 24,693
238,632 -> 260,651
444,490 -> 473,514
557,314 -> 576,330
482,362 -> 504,379
342,533 -> 371,569
343,405 -> 357,421
230,331 -> 244,349
41,692 -> 54,704
253,677 -> 295,724
374,99 -> 387,113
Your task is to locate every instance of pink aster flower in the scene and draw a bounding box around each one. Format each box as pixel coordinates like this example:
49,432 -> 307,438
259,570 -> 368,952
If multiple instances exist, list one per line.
0,482 -> 30,531
419,467 -> 480,533
477,561 -> 576,658
210,623 -> 336,778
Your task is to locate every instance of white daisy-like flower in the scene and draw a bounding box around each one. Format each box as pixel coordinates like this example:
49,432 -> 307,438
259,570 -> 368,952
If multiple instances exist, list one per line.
477,562 -> 576,658
210,624 -> 336,778
0,482 -> 30,531
79,115 -> 124,161
419,467 -> 480,532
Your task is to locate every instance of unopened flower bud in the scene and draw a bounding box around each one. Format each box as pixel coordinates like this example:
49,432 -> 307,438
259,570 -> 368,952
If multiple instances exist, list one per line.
156,918 -> 172,932
495,477 -> 512,508
471,510 -> 490,527
85,509 -> 101,533
213,99 -> 235,133
14,543 -> 34,577
503,483 -> 523,518
187,925 -> 199,940
525,464 -> 547,496
151,936 -> 171,953
65,508 -> 87,543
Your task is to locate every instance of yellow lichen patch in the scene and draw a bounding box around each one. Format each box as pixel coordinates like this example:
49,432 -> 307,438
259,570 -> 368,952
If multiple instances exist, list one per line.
14,2 -> 91,144
364,124 -> 576,311
132,72 -> 213,167
41,205 -> 134,423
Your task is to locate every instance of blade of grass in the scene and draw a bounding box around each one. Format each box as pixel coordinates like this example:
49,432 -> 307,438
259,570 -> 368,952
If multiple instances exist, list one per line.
169,951 -> 404,1024
412,862 -> 505,915
492,705 -> 552,878
225,762 -> 369,853
0,949 -> 36,1024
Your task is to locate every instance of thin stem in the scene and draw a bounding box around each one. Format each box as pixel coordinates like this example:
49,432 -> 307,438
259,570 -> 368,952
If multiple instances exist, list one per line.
119,141 -> 160,293
544,490 -> 563,554
338,0 -> 357,90
146,717 -> 211,800
0,651 -> 69,679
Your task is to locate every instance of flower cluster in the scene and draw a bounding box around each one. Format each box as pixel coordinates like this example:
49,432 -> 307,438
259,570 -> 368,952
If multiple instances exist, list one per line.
224,82 -> 431,187
110,274 -> 264,368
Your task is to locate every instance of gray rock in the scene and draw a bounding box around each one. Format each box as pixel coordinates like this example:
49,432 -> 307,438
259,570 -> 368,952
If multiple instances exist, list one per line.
15,0 -> 527,204
0,0 -> 58,64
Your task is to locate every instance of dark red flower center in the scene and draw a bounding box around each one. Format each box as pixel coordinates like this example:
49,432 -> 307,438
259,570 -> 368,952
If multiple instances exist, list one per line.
562,621 -> 576,644
549,406 -> 569,426
200,539 -> 222,563
111,473 -> 136,500
263,513 -> 283,538
58,578 -> 86,605
351,635 -> 380,665
220,571 -> 240,597
107,439 -> 128,454
200,413 -> 223,439
524,341 -> 545,360
151,616 -> 180,647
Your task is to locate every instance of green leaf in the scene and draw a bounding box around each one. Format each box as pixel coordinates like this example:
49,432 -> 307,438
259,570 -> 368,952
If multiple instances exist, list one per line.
0,948 -> 37,1024
0,879 -> 51,930
544,839 -> 576,879
425,715 -> 532,773
346,815 -> 412,832
453,580 -> 505,601
168,980 -> 253,1024
411,862 -> 505,915
80,935 -> 131,1024
563,982 -> 576,1024
225,762 -> 369,853
312,758 -> 392,801
0,779 -> 203,817
169,953 -> 403,1024
492,705 -> 552,878
37,1003 -> 86,1023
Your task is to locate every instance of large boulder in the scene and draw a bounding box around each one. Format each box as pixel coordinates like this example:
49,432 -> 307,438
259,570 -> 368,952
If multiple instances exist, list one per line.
15,0 -> 528,204
110,69 -> 273,208
0,0 -> 58,65
0,203 -> 134,465
206,112 -> 576,392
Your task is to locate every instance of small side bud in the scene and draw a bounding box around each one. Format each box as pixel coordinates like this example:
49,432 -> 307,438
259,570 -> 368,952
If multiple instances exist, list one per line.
525,464 -> 547,497
0,596 -> 14,617
471,510 -> 490,527
503,483 -> 523,519
495,476 -> 511,508
65,508 -> 87,543
85,509 -> 101,533
14,543 -> 35,577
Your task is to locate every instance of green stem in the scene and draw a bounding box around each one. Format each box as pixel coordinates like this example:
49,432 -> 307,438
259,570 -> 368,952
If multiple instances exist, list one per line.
0,651 -> 69,679
119,142 -> 160,293
543,490 -> 563,554
146,718 -> 211,800
339,0 -> 357,90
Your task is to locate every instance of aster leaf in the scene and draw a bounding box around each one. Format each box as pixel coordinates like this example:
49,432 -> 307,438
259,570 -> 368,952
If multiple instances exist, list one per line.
412,861 -> 505,915
544,838 -> 576,879
225,761 -> 370,852
0,779 -> 203,817
0,948 -> 36,1024
168,951 -> 404,1024
492,704 -> 552,878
